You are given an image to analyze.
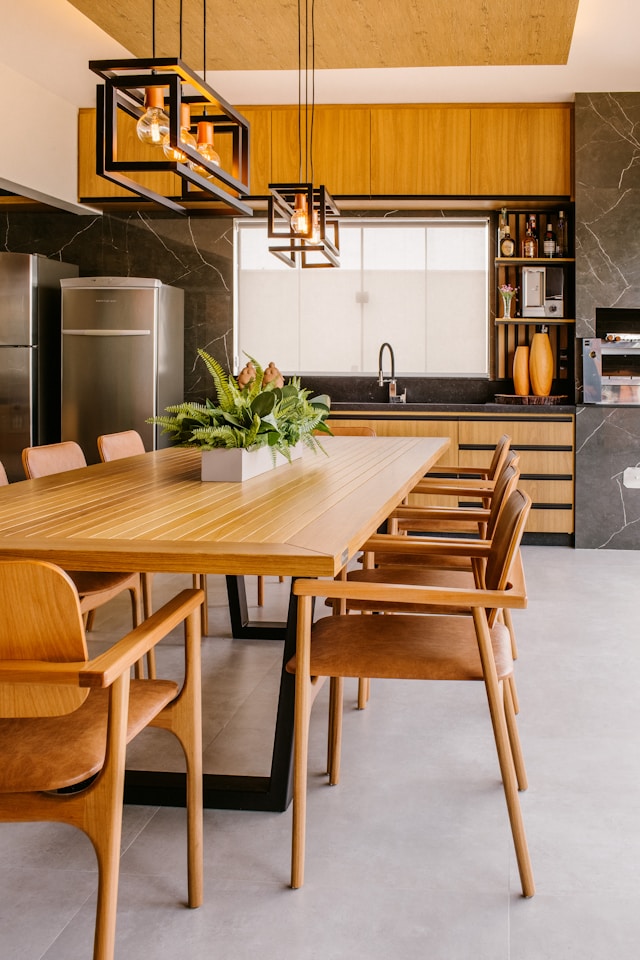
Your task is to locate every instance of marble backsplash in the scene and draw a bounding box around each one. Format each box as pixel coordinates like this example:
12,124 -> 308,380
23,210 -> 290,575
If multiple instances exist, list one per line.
575,93 -> 640,339
575,405 -> 640,549
1,208 -> 236,404
574,93 -> 640,548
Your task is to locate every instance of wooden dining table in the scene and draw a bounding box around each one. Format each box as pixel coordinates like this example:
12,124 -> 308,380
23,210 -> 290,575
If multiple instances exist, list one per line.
0,434 -> 448,810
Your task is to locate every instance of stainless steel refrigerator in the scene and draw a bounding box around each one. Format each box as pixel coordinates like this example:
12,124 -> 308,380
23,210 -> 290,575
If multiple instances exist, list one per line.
0,252 -> 79,481
60,277 -> 184,464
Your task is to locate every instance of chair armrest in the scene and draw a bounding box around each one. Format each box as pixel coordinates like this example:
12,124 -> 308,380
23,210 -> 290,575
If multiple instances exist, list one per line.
293,577 -> 527,609
412,477 -> 497,496
390,506 -> 491,523
81,589 -> 203,688
361,533 -> 491,558
423,465 -> 491,480
0,589 -> 203,688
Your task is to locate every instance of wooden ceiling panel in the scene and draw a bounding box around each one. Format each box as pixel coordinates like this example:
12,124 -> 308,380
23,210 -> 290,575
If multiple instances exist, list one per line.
69,0 -> 580,71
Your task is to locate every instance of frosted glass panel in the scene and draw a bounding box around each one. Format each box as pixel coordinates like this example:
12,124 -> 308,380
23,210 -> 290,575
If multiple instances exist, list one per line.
363,227 -> 425,270
235,218 -> 489,376
362,271 -> 426,373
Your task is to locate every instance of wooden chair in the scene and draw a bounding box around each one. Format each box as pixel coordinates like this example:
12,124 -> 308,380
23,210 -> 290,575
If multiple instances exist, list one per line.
0,459 -> 7,485
20,443 -> 150,674
0,558 -> 204,960
351,451 -> 522,710
287,488 -> 535,897
97,430 -> 209,636
411,433 -> 512,506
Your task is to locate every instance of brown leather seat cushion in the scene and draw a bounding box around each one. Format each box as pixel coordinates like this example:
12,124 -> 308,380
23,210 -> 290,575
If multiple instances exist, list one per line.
0,679 -> 178,793
287,613 -> 512,682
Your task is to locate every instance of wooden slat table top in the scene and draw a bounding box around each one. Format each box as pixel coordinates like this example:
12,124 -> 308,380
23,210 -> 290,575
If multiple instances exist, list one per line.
0,436 -> 448,577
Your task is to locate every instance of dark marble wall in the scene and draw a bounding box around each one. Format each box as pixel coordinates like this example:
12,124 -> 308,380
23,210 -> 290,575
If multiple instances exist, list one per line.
1,208 -> 235,403
575,405 -> 640,548
575,93 -> 640,338
575,93 -> 640,548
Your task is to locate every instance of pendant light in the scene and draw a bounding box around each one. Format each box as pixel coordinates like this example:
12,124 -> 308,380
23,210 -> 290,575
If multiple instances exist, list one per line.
136,86 -> 170,145
162,102 -> 196,162
268,0 -> 340,268
90,0 -> 252,216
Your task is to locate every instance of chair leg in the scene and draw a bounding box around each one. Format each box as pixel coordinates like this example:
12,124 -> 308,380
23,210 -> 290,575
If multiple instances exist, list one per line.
473,609 -> 535,898
503,676 -> 528,791
129,580 -> 154,679
192,574 -> 208,636
357,677 -> 370,709
142,572 -> 154,619
85,609 -> 96,632
150,605 -> 204,907
292,595 -> 314,889
257,575 -> 265,606
327,676 -> 343,785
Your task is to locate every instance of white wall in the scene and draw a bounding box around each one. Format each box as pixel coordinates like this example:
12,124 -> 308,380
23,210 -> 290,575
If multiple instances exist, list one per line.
0,0 -> 128,213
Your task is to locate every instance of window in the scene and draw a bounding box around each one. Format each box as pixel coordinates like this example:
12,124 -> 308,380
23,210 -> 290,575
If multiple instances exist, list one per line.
234,217 -> 489,377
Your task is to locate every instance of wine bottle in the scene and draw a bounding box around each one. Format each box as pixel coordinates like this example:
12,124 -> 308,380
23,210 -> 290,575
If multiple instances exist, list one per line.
500,225 -> 515,257
543,221 -> 556,258
556,210 -> 567,257
521,215 -> 538,258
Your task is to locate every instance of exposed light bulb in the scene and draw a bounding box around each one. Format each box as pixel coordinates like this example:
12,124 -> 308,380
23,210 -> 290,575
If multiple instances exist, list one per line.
188,121 -> 221,178
308,209 -> 321,244
162,103 -> 197,162
291,193 -> 309,234
136,87 -> 170,146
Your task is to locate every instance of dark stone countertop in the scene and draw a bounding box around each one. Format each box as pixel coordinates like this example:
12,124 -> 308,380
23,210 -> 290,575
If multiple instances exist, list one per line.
329,401 -> 576,415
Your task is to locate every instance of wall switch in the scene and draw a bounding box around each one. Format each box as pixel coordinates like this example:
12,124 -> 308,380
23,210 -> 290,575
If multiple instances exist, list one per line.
623,467 -> 640,488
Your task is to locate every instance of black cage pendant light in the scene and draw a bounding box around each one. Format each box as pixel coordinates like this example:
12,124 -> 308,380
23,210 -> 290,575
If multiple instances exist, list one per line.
90,0 -> 252,216
267,0 -> 340,267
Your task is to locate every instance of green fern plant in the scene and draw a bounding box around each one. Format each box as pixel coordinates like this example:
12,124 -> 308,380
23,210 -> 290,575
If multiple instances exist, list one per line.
149,349 -> 331,456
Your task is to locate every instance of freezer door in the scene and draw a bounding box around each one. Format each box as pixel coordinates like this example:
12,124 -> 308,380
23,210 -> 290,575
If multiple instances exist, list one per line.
0,253 -> 35,346
62,287 -> 157,463
0,345 -> 34,482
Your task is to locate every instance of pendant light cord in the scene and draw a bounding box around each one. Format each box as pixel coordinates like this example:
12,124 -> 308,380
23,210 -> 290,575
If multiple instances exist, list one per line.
297,0 -> 316,183
152,0 -> 156,57
179,0 -> 183,59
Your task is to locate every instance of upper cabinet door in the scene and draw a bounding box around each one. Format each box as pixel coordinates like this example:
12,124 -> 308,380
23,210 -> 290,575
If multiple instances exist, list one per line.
370,107 -> 471,195
470,106 -> 573,197
270,106 -> 371,194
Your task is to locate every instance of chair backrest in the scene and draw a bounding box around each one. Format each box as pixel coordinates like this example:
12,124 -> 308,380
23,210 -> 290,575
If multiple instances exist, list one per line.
0,459 -> 8,486
98,430 -> 146,462
483,488 -> 531,624
22,441 -> 87,479
485,452 -> 521,540
327,423 -> 377,437
487,434 -> 512,481
0,559 -> 88,717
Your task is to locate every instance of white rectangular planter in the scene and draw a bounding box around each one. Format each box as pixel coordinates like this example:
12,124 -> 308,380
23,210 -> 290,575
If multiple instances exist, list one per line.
200,444 -> 303,482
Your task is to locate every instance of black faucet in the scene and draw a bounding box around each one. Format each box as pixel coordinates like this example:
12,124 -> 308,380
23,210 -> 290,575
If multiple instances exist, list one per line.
377,342 -> 406,403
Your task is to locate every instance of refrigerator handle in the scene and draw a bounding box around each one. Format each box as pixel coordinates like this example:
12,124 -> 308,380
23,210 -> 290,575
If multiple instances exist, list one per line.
62,330 -> 152,336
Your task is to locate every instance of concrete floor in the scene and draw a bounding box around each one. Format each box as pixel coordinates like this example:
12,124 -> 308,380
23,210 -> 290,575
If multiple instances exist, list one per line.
2,545 -> 640,959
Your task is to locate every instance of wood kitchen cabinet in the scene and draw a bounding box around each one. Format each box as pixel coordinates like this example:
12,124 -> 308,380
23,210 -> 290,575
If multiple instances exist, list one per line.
270,106 -> 371,194
326,410 -> 575,537
370,106 -> 471,195
470,105 -> 572,197
78,101 -> 573,204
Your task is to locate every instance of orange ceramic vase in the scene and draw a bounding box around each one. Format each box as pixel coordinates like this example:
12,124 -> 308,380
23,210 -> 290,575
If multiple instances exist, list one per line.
529,332 -> 553,397
513,346 -> 530,397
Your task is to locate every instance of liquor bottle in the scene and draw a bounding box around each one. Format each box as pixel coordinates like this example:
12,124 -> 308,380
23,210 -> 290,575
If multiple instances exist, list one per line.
500,225 -> 515,257
521,215 -> 538,258
556,210 -> 567,257
543,220 -> 556,257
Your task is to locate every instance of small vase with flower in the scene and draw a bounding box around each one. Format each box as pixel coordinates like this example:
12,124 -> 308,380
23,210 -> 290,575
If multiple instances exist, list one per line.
498,283 -> 518,320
